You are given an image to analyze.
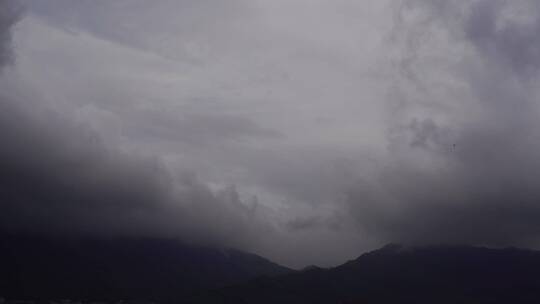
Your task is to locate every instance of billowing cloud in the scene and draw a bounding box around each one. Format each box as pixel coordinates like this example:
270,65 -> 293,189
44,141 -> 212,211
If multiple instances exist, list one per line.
346,0 -> 540,247
0,0 -> 271,254
0,0 -> 377,268
0,89 -> 271,248
0,0 -> 20,66
4,0 -> 540,269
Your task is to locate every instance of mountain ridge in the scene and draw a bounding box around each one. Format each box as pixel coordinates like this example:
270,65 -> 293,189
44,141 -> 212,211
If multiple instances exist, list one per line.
190,244 -> 540,303
0,235 -> 291,301
4,237 -> 540,303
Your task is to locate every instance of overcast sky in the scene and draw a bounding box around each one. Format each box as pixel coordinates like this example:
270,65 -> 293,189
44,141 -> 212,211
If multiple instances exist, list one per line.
1,0 -> 540,268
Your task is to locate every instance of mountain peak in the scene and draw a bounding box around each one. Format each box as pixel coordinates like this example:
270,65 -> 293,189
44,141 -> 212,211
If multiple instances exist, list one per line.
195,244 -> 540,303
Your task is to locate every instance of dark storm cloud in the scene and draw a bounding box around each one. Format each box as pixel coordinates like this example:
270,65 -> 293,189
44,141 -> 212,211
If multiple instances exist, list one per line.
347,0 -> 540,247
465,0 -> 540,76
286,215 -> 342,232
8,0 -> 540,268
0,0 -> 20,66
2,0 -> 377,268
0,94 -> 266,244
0,2 -> 268,248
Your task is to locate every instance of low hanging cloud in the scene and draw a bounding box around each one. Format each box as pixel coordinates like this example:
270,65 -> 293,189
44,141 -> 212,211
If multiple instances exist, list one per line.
346,0 -> 540,247
0,93 -> 268,247
0,0 -> 19,66
0,0 -> 379,268
4,0 -> 540,268
0,0 -> 270,250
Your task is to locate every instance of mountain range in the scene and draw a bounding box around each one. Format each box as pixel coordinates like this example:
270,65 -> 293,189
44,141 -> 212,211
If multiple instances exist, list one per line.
3,237 -> 540,303
0,236 -> 290,301
192,244 -> 540,303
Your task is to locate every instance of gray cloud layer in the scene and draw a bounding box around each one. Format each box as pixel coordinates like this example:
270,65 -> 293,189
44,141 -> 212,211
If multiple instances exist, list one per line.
347,0 -> 540,247
0,0 -> 271,252
0,91 -> 268,247
0,0 -> 19,65
2,0 -> 540,267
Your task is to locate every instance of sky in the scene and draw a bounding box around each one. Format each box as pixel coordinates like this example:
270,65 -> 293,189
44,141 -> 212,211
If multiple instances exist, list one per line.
1,0 -> 540,268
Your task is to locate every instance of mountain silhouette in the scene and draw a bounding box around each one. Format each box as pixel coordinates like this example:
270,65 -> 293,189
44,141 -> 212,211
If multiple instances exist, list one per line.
4,238 -> 540,303
189,244 -> 540,303
0,236 -> 291,301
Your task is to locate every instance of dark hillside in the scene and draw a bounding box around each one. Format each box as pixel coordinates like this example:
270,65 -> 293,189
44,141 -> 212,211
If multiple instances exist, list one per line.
0,236 -> 291,301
